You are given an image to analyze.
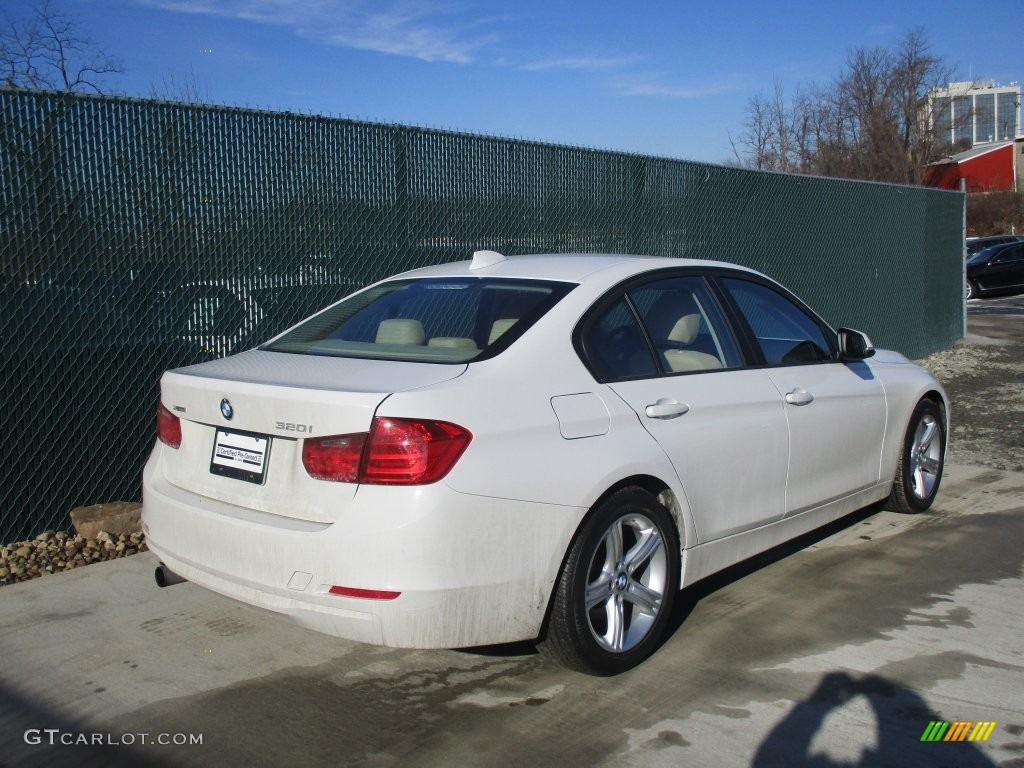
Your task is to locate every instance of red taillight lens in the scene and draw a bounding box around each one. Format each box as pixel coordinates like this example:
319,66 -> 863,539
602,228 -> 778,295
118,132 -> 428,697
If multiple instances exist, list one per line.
156,403 -> 182,449
302,418 -> 471,485
363,418 -> 472,485
301,433 -> 367,482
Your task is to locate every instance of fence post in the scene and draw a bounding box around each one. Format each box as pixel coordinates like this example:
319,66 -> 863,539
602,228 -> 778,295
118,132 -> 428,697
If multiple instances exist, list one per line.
391,126 -> 413,257
629,155 -> 646,255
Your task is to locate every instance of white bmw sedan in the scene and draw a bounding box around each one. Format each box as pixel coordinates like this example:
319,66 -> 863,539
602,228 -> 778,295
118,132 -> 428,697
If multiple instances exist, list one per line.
142,252 -> 947,675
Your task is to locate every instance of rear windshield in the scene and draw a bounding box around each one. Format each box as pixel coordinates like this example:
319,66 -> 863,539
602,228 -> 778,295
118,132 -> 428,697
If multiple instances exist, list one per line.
263,277 -> 575,362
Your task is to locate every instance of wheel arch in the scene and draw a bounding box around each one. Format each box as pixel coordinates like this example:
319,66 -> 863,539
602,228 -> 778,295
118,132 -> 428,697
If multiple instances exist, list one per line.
919,388 -> 949,447
590,474 -> 690,553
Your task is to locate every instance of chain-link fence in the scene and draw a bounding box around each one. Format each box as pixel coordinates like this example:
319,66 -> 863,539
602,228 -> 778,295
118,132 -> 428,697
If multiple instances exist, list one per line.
0,88 -> 965,543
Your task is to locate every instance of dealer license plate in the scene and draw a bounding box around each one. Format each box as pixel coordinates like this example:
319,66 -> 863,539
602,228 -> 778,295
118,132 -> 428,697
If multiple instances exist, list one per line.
210,429 -> 270,484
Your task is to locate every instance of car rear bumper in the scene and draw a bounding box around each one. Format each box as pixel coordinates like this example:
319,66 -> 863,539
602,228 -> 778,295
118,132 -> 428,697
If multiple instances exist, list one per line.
142,448 -> 583,649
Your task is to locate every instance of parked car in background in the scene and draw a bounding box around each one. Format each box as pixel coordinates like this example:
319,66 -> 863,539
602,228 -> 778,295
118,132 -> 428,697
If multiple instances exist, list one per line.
966,234 -> 1023,258
966,241 -> 1024,299
143,252 -> 948,675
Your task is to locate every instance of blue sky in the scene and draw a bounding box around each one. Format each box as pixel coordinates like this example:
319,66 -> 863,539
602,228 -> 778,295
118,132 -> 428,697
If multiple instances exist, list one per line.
11,0 -> 1024,163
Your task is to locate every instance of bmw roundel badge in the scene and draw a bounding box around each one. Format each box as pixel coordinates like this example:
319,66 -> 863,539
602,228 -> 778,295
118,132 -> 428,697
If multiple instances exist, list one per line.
220,398 -> 234,420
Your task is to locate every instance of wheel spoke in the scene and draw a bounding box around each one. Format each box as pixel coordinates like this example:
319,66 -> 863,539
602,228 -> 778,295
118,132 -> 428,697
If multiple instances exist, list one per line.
917,420 -> 937,452
585,573 -> 615,611
912,467 -> 926,496
605,596 -> 625,651
602,524 -> 624,568
624,580 -> 662,616
624,529 -> 663,576
919,455 -> 941,474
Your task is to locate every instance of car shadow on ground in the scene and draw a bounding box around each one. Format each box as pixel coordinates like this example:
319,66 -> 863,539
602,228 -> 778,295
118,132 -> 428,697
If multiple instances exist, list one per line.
662,503 -> 885,645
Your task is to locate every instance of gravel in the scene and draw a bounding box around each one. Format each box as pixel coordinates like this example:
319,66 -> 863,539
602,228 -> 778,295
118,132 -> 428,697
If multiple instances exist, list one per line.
917,338 -> 1024,473
2,331 -> 1021,589
0,530 -> 148,586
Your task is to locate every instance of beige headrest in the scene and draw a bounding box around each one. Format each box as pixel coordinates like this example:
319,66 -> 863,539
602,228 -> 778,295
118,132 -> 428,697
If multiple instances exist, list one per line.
376,318 -> 425,345
664,349 -> 723,372
667,314 -> 700,345
427,336 -> 478,350
488,318 -> 517,345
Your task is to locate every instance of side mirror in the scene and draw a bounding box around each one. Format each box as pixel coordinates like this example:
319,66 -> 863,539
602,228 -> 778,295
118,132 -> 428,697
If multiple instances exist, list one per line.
837,328 -> 875,361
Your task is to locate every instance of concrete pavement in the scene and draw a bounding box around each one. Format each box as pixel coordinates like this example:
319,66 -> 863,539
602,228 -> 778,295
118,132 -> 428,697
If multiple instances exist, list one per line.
1,462 -> 1021,767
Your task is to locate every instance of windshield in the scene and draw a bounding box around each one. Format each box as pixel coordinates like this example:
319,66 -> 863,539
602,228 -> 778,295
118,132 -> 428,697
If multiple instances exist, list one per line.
967,248 -> 1000,266
264,277 -> 575,363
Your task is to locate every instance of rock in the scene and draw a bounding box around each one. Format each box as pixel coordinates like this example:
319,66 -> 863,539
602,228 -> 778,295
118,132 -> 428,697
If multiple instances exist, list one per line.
69,502 -> 141,540
35,531 -> 55,542
14,545 -> 31,559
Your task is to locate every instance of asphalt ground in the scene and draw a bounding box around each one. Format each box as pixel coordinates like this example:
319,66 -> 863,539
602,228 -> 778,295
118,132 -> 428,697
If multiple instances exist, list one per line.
967,294 -> 1024,342
1,297 -> 1022,768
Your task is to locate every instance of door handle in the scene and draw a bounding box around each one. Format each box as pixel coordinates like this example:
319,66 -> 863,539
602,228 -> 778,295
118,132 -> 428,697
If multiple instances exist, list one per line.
785,388 -> 814,406
645,399 -> 690,419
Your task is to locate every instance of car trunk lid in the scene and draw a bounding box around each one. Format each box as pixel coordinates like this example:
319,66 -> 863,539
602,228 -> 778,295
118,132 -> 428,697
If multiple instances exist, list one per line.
155,350 -> 466,523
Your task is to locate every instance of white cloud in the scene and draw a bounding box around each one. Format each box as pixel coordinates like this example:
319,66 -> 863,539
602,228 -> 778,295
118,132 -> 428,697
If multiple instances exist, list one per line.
134,0 -> 496,64
614,75 -> 739,100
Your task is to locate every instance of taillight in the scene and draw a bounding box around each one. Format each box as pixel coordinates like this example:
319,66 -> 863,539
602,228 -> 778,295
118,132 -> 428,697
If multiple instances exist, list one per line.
302,417 -> 471,485
156,403 -> 182,449
301,433 -> 367,482
363,418 -> 472,485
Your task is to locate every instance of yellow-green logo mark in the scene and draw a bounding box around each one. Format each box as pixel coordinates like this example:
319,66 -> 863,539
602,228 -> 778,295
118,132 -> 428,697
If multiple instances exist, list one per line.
921,721 -> 997,742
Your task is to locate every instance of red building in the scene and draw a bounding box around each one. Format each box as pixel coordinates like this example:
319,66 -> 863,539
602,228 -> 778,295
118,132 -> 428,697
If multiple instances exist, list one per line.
923,139 -> 1022,192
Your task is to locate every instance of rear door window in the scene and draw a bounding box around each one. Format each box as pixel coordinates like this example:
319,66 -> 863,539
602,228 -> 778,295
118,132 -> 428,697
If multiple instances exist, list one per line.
578,273 -> 741,381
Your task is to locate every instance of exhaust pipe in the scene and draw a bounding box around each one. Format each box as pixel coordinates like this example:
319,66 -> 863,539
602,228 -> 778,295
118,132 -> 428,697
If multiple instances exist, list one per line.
154,563 -> 188,588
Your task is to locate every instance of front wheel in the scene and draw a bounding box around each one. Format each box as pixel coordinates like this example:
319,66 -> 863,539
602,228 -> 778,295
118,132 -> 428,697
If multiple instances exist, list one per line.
887,399 -> 946,514
966,280 -> 978,300
538,488 -> 680,675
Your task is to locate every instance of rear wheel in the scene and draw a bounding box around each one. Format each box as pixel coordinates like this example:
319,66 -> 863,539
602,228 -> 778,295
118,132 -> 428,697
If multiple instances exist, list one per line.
539,488 -> 679,675
888,399 -> 945,514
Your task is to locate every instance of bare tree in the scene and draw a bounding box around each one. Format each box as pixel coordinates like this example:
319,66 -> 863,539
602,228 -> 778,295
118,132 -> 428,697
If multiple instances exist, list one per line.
892,29 -> 949,179
734,29 -> 955,185
148,68 -> 210,103
1,0 -> 123,93
729,89 -> 774,171
730,79 -> 807,173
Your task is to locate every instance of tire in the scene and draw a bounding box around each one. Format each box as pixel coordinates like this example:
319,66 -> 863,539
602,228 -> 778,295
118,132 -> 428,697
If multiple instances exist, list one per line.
887,399 -> 945,514
539,488 -> 679,675
966,280 -> 977,300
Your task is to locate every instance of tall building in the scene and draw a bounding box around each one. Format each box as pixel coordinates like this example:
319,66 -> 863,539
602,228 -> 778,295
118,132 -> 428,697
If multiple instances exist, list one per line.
929,81 -> 1021,150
